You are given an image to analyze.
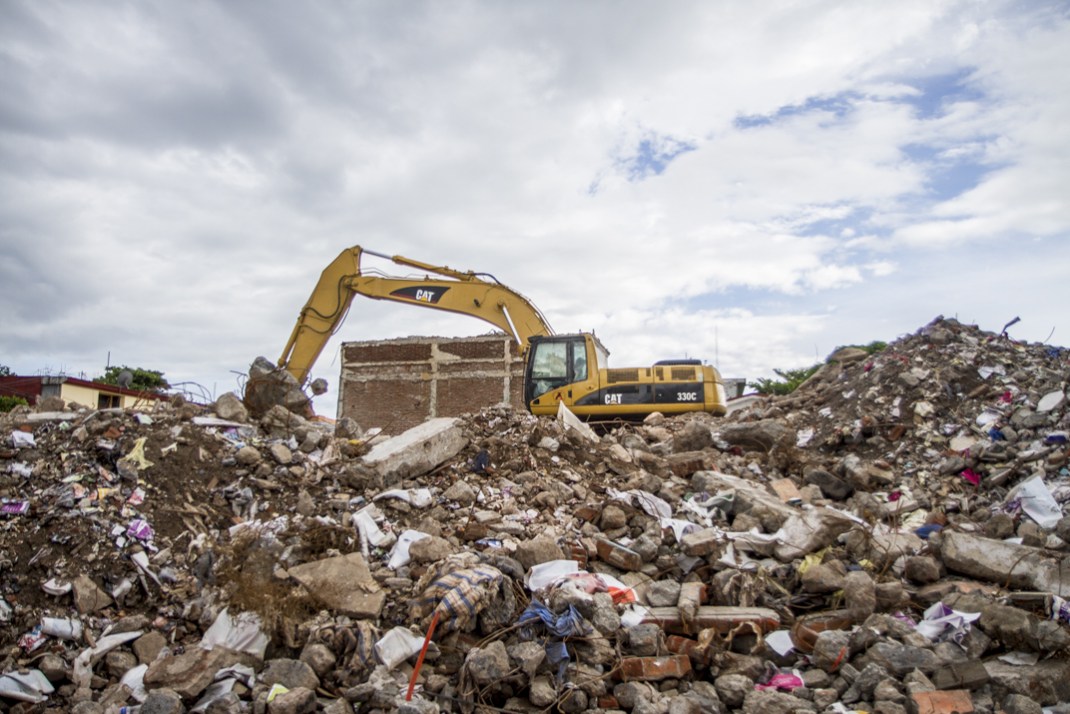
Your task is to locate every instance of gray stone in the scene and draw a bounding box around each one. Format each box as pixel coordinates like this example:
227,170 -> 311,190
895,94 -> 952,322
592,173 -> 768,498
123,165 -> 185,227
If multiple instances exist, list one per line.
1018,520 -> 1046,547
668,696 -> 703,714
875,581 -> 909,611
72,574 -> 112,613
936,530 -> 1070,592
1002,693 -> 1044,714
334,417 -> 363,440
361,417 -> 467,486
398,697 -> 440,714
601,502 -> 629,530
141,688 -> 185,714
236,445 -> 262,466
295,489 -> 315,516
631,533 -> 660,562
872,703 -> 908,714
718,420 -> 793,453
713,673 -> 752,707
287,552 -> 385,618
1055,515 -> 1070,543
851,663 -> 891,701
465,640 -> 510,686
800,562 -> 845,593
244,357 -> 311,419
409,535 -> 453,563
626,623 -> 664,656
812,629 -> 852,673
984,659 -> 1070,705
644,580 -> 682,607
529,675 -> 557,707
508,641 -> 546,679
844,528 -> 924,570
205,693 -> 245,714
804,469 -> 854,500
810,688 -> 837,709
299,642 -> 337,678
741,689 -> 816,714
859,642 -> 939,676
267,686 -> 317,714
591,593 -> 621,635
684,680 -> 723,713
71,703 -> 105,714
442,479 -> 478,504
257,404 -> 310,438
558,688 -> 587,712
514,534 -> 564,569
615,681 -> 659,708
144,647 -> 248,700
105,650 -> 138,679
904,555 -> 941,584
134,630 -> 168,665
260,659 -> 320,691
214,393 -> 249,422
268,442 -> 293,465
38,653 -> 68,683
844,570 -> 877,622
801,669 -> 830,689
674,421 -> 715,452
930,660 -> 990,691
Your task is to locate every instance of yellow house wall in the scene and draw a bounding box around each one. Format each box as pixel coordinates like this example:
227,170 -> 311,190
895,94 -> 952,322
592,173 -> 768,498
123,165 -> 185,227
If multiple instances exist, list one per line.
60,384 -> 103,410
59,383 -> 154,410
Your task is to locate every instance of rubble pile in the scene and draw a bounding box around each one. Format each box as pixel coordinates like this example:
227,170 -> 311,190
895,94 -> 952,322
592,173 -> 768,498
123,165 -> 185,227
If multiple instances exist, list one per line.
1,316 -> 1069,714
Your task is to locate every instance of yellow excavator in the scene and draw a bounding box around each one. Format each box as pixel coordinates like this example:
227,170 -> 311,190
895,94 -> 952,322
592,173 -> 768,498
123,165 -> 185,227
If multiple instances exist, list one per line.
276,246 -> 728,420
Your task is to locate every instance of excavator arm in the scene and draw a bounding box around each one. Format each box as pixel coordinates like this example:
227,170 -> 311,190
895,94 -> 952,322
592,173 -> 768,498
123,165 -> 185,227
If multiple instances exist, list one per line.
278,246 -> 554,386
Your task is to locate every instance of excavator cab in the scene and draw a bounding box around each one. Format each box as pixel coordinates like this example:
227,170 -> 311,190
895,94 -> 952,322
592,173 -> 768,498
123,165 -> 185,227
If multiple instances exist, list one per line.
524,334 -> 606,407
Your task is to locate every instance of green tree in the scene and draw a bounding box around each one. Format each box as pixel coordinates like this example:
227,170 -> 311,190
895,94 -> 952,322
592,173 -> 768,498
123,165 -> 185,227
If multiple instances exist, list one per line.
97,365 -> 170,392
748,341 -> 889,396
831,340 -> 888,356
748,364 -> 822,396
0,395 -> 28,412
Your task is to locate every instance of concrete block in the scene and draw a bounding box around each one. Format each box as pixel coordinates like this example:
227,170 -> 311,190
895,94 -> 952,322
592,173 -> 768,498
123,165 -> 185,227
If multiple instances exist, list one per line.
681,527 -> 724,557
936,530 -> 1070,593
931,660 -> 990,691
287,553 -> 386,618
595,538 -> 643,571
361,417 -> 467,486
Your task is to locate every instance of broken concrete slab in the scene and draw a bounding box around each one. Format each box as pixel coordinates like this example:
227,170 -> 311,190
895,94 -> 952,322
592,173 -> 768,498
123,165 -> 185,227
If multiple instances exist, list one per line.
774,507 -> 857,562
143,646 -> 250,700
286,553 -> 386,618
360,417 -> 467,486
935,530 -> 1070,594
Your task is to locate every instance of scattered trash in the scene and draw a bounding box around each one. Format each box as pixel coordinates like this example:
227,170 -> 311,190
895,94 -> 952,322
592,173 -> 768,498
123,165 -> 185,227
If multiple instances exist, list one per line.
0,315 -> 1067,712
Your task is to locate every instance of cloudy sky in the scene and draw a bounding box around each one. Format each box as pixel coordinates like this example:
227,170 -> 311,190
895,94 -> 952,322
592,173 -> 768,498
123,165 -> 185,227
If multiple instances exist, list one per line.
2,1 -> 1068,417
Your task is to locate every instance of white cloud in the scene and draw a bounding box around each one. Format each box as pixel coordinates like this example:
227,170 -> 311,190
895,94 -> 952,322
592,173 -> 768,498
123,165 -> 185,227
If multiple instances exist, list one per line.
1,0 -> 1067,417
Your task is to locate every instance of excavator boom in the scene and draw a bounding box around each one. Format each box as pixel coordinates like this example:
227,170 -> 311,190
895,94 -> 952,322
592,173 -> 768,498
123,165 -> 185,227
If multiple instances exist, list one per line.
278,247 -> 554,386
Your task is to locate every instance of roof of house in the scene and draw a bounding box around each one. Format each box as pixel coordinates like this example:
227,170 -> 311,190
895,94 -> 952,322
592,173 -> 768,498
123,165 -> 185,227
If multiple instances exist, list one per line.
0,375 -> 166,400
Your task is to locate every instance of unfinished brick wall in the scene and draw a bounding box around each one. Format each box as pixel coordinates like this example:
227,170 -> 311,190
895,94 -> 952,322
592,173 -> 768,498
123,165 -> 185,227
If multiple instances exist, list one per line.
338,335 -> 525,433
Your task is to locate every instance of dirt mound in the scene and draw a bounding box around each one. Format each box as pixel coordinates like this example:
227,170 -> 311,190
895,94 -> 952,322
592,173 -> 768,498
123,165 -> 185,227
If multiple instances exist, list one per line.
0,316 -> 1067,712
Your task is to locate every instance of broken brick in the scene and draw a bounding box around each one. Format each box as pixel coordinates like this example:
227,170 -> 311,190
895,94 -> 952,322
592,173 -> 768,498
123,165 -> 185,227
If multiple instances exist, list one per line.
912,690 -> 974,714
618,655 -> 692,682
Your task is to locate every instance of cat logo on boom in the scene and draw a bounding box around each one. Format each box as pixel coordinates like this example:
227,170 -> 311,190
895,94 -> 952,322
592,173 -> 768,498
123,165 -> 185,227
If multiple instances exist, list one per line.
415,289 -> 437,303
